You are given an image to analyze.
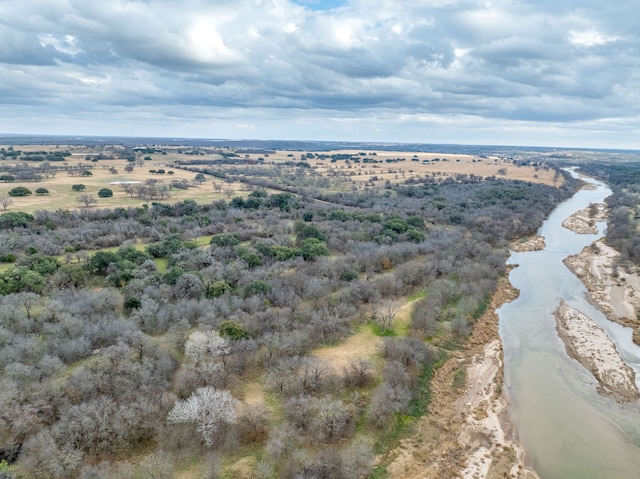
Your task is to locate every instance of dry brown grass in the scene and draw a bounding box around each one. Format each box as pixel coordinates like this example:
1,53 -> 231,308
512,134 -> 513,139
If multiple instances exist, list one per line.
305,150 -> 559,187
0,158 -> 242,213
312,326 -> 382,371
0,145 -> 561,213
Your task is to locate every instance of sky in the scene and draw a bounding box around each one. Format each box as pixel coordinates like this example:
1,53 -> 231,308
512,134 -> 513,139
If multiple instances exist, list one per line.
1,0 -> 639,149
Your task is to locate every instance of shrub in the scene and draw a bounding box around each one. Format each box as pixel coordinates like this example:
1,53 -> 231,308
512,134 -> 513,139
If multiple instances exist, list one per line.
124,296 -> 142,310
35,187 -> 49,195
210,233 -> 240,247
300,238 -> 329,261
98,188 -> 113,197
206,280 -> 232,298
0,211 -> 35,228
244,280 -> 272,297
8,186 -> 32,197
219,320 -> 250,340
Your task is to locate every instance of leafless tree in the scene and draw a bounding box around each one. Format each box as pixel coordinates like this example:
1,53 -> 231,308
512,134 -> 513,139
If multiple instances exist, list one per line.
167,387 -> 239,447
77,194 -> 97,207
0,195 -> 13,211
224,188 -> 235,199
156,184 -> 171,199
15,291 -> 41,320
342,358 -> 374,388
376,299 -> 401,329
184,330 -> 229,364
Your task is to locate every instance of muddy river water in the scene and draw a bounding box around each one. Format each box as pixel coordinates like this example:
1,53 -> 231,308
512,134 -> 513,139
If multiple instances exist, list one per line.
498,171 -> 640,478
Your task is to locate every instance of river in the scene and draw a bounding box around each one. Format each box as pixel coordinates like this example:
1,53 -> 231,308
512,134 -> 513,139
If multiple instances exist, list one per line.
498,171 -> 640,479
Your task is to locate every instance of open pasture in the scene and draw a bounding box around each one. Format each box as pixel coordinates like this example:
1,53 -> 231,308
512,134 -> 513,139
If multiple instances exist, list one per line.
0,144 -> 560,213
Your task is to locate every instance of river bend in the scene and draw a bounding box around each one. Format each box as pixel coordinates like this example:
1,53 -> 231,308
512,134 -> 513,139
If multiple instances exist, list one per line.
498,172 -> 640,479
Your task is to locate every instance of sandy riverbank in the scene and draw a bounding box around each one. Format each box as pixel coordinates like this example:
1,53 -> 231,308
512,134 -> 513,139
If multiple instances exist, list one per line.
561,203 -> 607,234
386,277 -> 538,479
563,239 -> 640,345
555,301 -> 639,401
509,235 -> 546,252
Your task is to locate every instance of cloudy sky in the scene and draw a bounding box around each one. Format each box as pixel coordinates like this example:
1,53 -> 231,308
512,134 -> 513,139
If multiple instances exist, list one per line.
1,0 -> 639,148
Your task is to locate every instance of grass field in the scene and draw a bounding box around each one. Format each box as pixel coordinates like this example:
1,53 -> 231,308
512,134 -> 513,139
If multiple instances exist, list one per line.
0,145 -> 561,214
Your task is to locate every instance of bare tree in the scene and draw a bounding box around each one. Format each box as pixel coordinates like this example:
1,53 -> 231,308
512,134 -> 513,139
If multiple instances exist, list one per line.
184,330 -> 229,364
157,184 -> 171,199
376,299 -> 401,329
237,404 -> 269,444
120,183 -> 136,197
342,358 -> 374,388
0,196 -> 13,210
167,387 -> 239,447
315,397 -> 354,442
15,291 -> 41,320
224,188 -> 235,199
77,194 -> 97,207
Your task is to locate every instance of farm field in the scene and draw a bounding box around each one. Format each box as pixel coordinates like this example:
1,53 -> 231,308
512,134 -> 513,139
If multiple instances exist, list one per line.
0,144 -> 560,214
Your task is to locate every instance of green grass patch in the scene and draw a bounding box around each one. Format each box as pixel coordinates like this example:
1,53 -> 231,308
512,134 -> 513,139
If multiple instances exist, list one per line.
406,289 -> 426,301
154,257 -> 169,273
367,464 -> 388,479
194,234 -> 213,247
453,368 -> 466,390
372,356 -> 444,456
406,357 -> 441,418
369,321 -> 397,337
373,413 -> 413,456
471,293 -> 491,320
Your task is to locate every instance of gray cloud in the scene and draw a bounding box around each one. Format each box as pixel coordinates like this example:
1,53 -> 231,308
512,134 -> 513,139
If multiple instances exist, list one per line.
0,0 -> 639,147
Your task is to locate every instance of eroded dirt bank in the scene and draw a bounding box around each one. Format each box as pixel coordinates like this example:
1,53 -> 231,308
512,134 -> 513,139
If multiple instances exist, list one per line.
386,277 -> 538,479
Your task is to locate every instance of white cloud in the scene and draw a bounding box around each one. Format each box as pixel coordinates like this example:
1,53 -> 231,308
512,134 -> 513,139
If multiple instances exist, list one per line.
568,30 -> 620,47
0,0 -> 638,148
184,17 -> 241,64
38,34 -> 83,55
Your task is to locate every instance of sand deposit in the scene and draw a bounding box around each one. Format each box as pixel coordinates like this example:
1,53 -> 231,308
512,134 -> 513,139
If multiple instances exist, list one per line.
564,239 -> 640,344
555,301 -> 639,401
561,203 -> 607,234
509,235 -> 546,252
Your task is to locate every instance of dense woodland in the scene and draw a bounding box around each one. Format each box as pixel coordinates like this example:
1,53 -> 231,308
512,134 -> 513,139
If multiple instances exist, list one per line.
0,164 -> 576,478
576,161 -> 640,267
